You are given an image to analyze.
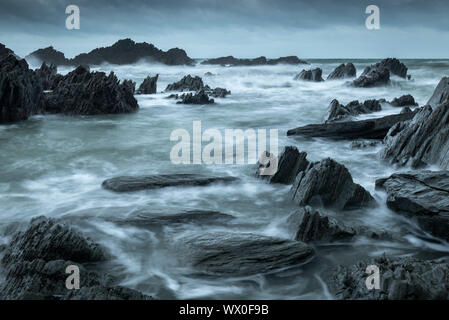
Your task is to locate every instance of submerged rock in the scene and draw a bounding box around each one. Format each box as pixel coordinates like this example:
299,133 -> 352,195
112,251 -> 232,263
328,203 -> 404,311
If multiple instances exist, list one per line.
172,232 -> 314,276
350,140 -> 381,149
204,86 -> 231,98
287,206 -> 356,242
389,94 -> 418,107
326,256 -> 449,300
381,102 -> 449,169
327,63 -> 356,80
326,99 -> 382,122
289,158 -> 374,210
136,74 -> 158,94
165,75 -> 204,92
102,174 -> 238,192
352,66 -> 390,87
375,171 -> 449,241
177,90 -> 215,104
294,68 -> 324,82
288,110 -> 417,140
427,77 -> 449,108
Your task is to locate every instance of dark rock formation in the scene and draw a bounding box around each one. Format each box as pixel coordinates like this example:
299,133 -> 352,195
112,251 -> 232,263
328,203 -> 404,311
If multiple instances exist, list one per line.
0,54 -> 44,123
44,65 -> 138,115
350,140 -> 381,149
326,256 -> 449,300
25,46 -> 71,66
380,103 -> 449,169
289,158 -> 374,210
136,74 -> 158,94
201,55 -> 308,66
165,75 -> 204,92
287,206 -> 356,242
352,66 -> 390,87
102,174 -> 238,192
122,79 -> 136,95
0,43 -> 15,59
0,217 -> 150,300
34,62 -> 59,90
326,99 -> 382,122
294,68 -> 324,82
172,232 -> 314,276
427,77 -> 449,108
204,86 -> 231,98
389,94 -> 418,107
287,110 -> 417,140
177,90 -> 215,104
327,63 -> 356,80
375,58 -> 408,78
376,171 -> 449,241
256,146 -> 310,184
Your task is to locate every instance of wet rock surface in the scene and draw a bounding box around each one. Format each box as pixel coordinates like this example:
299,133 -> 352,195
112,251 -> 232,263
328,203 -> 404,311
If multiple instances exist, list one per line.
327,63 -> 356,80
352,65 -> 390,87
25,46 -> 71,66
389,94 -> 418,107
375,58 -> 408,78
294,68 -> 324,82
166,74 -> 205,92
201,55 -> 308,66
136,74 -> 158,94
326,99 -> 382,122
177,89 -> 215,104
427,77 -> 449,108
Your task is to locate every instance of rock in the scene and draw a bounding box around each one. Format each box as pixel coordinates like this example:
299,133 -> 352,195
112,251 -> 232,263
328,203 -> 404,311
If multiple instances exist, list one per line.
326,256 -> 449,300
267,56 -> 309,65
375,171 -> 449,241
289,158 -> 374,210
327,63 -> 356,80
165,75 -> 204,92
201,55 -> 308,66
0,54 -> 44,123
400,106 -> 412,114
136,74 -> 158,94
389,94 -> 418,107
204,86 -> 231,98
25,46 -> 71,66
427,77 -> 449,108
66,286 -> 152,300
256,146 -> 310,184
122,79 -> 136,95
44,65 -> 138,115
204,72 -> 215,76
375,58 -> 408,78
102,174 -> 238,192
350,140 -> 381,149
287,206 -> 356,242
352,65 -> 390,87
381,103 -> 449,169
326,99 -> 382,122
287,111 -> 417,140
0,43 -> 15,59
177,90 -> 215,104
34,62 -> 58,90
172,232 -> 314,276
294,68 -> 324,82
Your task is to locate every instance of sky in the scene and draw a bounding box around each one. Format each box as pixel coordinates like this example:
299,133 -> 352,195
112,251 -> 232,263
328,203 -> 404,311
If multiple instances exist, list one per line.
0,0 -> 448,59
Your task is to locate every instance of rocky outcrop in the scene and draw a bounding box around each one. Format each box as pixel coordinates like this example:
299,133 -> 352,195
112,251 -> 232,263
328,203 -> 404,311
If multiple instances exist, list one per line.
0,54 -> 44,123
375,171 -> 449,241
0,217 -> 150,300
289,158 -> 374,210
375,58 -> 408,78
352,65 -> 390,87
0,43 -> 15,59
294,68 -> 324,82
326,256 -> 449,300
177,90 -> 215,104
201,55 -> 308,66
327,63 -> 356,80
171,232 -> 314,276
44,65 -> 138,115
203,86 -> 231,98
165,75 -> 204,92
136,74 -> 158,94
25,46 -> 71,66
350,140 -> 381,149
34,62 -> 59,90
102,174 -> 238,192
380,103 -> 449,169
256,146 -> 310,184
389,94 -> 418,107
427,77 -> 449,108
326,99 -> 382,122
287,110 -> 417,140
287,206 -> 356,242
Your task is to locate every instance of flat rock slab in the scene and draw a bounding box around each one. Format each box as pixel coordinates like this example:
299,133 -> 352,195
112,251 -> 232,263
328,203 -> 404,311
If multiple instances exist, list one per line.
287,112 -> 416,140
102,174 -> 238,192
172,232 -> 314,277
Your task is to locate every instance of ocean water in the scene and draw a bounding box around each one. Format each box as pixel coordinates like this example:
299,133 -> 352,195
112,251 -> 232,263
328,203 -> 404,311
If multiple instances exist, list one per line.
1,59 -> 449,299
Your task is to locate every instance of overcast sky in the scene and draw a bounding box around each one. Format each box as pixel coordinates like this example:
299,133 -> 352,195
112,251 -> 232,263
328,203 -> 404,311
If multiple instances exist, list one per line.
0,0 -> 448,59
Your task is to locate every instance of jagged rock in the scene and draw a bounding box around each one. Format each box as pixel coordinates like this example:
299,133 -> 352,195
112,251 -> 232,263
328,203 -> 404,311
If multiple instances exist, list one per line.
267,56 -> 309,65
352,66 -> 390,87
427,77 -> 449,108
122,79 -> 136,95
204,86 -> 231,98
0,43 -> 15,59
401,106 -> 412,114
381,103 -> 449,169
287,206 -> 356,242
136,74 -> 158,94
327,63 -> 356,80
375,171 -> 449,241
326,256 -> 449,300
201,55 -> 308,66
165,75 -> 204,92
287,110 -> 417,140
289,158 -> 374,210
172,232 -> 314,276
66,286 -> 152,300
326,99 -> 382,122
375,58 -> 408,78
34,62 -> 59,90
102,174 -> 238,192
177,90 -> 214,104
0,54 -> 44,123
44,65 -> 138,115
25,46 -> 71,66
350,140 -> 381,149
256,146 -> 310,184
389,94 -> 418,107
294,68 -> 324,82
